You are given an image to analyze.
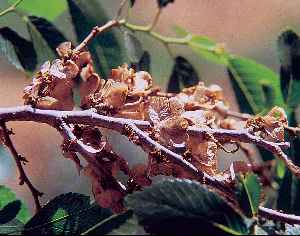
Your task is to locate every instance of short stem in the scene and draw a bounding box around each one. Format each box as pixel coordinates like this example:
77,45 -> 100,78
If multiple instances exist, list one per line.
0,0 -> 24,17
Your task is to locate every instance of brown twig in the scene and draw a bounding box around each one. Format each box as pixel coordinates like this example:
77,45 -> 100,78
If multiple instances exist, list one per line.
0,122 -> 42,212
74,20 -> 120,53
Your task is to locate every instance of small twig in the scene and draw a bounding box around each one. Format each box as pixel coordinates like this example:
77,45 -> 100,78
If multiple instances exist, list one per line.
0,0 -> 24,17
74,20 -> 120,53
0,122 -> 42,212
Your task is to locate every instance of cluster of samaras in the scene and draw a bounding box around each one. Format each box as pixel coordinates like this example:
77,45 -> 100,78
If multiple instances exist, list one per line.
22,42 -> 288,212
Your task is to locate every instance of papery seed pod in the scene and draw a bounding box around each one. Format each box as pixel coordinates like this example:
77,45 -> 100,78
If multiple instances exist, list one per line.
182,110 -> 215,127
49,59 -> 66,79
63,60 -> 79,80
133,71 -> 152,91
75,51 -> 92,68
80,73 -> 102,107
207,84 -> 223,100
102,80 -> 129,108
80,63 -> 95,81
56,41 -> 72,58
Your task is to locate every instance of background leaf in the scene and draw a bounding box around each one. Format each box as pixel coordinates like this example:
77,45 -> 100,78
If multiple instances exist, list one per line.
126,178 -> 248,235
24,193 -> 112,235
277,29 -> 300,110
129,0 -> 136,7
0,33 -> 23,71
0,185 -> 30,224
167,56 -> 200,93
24,16 -> 56,68
8,0 -> 67,21
124,31 -> 144,65
227,56 -> 285,114
0,27 -> 36,72
27,16 -> 67,52
157,0 -> 175,8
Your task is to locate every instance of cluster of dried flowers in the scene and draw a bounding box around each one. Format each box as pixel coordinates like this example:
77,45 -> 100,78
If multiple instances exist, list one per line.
21,42 -> 291,212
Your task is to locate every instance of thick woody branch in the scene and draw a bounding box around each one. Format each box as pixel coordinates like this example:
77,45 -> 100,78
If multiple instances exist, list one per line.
1,105 -> 300,223
0,122 -> 42,212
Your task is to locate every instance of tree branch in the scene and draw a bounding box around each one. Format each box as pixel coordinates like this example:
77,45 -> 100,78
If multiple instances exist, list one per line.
259,206 -> 300,225
0,122 -> 42,212
1,105 -> 300,223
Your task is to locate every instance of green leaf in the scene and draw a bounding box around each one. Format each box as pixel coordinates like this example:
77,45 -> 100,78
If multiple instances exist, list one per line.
0,27 -> 36,72
8,0 -> 67,21
228,56 -> 285,114
24,16 -> 56,68
236,173 -> 261,217
82,211 -> 139,235
67,0 -> 124,77
277,29 -> 300,110
0,200 -> 21,224
23,193 -> 112,235
124,31 -> 143,64
188,35 -> 229,65
167,56 -> 200,93
0,185 -> 30,224
0,32 -> 23,71
0,219 -> 24,235
126,178 -> 248,235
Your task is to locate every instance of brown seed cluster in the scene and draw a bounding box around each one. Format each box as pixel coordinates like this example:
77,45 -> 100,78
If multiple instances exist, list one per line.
21,42 -> 290,212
